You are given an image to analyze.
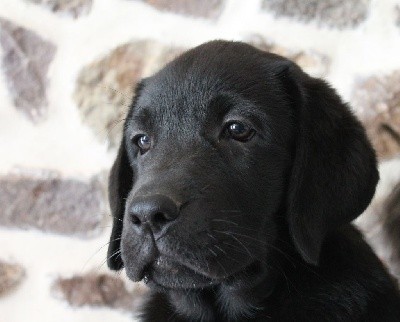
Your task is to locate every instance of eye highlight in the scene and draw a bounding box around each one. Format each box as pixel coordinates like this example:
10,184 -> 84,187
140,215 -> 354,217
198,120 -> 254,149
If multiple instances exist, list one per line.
133,134 -> 151,154
225,121 -> 255,142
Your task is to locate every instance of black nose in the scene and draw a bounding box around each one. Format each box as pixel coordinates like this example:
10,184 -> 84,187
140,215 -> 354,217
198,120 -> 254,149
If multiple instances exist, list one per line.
128,194 -> 179,234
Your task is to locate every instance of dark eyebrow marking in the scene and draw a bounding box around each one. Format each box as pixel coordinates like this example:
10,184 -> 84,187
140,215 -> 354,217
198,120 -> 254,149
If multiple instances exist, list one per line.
206,94 -> 235,123
207,92 -> 267,124
130,107 -> 154,129
206,92 -> 275,143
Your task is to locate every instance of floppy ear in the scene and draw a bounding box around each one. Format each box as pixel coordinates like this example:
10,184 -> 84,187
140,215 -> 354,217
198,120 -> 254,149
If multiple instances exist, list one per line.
107,134 -> 133,270
107,83 -> 143,270
285,64 -> 379,265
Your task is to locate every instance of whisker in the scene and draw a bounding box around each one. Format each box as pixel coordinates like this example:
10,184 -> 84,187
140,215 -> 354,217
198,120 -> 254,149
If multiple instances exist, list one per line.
212,219 -> 238,226
98,249 -> 121,270
225,241 -> 295,292
81,237 -> 121,272
199,184 -> 212,192
100,85 -> 133,100
219,210 -> 242,213
97,224 -> 112,229
216,213 -> 244,218
215,258 -> 228,277
207,232 -> 218,241
208,247 -> 218,257
213,229 -> 253,257
214,244 -> 227,255
214,229 -> 298,268
106,118 -> 127,136
212,219 -> 266,234
213,244 -> 243,265
230,232 -> 297,266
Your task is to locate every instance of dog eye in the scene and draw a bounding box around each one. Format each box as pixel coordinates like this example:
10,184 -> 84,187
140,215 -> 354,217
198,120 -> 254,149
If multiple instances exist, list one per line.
133,134 -> 151,154
225,122 -> 255,142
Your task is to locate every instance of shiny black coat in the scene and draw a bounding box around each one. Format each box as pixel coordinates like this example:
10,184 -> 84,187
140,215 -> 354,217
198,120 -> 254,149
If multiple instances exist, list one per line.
107,41 -> 400,321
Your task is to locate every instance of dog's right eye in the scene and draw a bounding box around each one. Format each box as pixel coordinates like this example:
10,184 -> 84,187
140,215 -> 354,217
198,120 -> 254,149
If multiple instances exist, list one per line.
224,121 -> 255,142
133,134 -> 151,154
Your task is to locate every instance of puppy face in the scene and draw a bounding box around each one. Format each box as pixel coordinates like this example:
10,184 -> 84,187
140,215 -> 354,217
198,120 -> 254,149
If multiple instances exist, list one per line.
121,43 -> 294,289
108,41 -> 378,293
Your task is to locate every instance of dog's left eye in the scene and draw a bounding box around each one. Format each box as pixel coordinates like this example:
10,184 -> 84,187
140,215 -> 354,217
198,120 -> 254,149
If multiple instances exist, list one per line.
133,134 -> 151,154
225,121 -> 255,142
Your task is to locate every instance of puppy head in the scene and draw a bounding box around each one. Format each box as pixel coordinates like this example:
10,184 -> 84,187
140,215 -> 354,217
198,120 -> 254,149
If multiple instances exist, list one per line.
107,41 -> 378,291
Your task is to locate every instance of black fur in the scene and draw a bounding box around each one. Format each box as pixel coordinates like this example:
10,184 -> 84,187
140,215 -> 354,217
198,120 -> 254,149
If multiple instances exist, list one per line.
107,41 -> 400,321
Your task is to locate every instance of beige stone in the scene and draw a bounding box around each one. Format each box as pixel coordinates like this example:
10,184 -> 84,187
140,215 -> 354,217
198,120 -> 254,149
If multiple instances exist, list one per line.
261,0 -> 370,29
358,179 -> 400,285
351,71 -> 400,160
26,0 -> 92,18
382,183 -> 400,282
0,170 -> 107,238
0,260 -> 25,297
52,273 -> 148,311
140,0 -> 224,19
0,18 -> 56,122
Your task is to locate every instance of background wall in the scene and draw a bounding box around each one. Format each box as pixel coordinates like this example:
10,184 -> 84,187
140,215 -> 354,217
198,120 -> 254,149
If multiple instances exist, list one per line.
0,0 -> 400,321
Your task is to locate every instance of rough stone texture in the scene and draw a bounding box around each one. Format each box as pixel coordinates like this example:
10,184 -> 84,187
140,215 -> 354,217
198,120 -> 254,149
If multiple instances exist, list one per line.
74,41 -> 184,149
52,273 -> 147,311
382,183 -> 400,282
351,71 -> 400,160
248,35 -> 330,78
261,0 -> 370,29
396,5 -> 400,28
0,18 -> 56,122
358,180 -> 400,284
26,0 -> 92,18
141,0 -> 224,19
0,170 -> 107,238
0,260 -> 25,297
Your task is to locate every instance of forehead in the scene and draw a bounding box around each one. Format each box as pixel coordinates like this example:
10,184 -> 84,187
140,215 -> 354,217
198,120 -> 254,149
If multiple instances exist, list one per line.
135,72 -> 217,123
126,42 -> 291,133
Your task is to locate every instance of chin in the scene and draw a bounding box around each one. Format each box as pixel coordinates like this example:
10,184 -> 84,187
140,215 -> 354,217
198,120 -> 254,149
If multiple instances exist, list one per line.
126,254 -> 267,293
125,256 -> 222,290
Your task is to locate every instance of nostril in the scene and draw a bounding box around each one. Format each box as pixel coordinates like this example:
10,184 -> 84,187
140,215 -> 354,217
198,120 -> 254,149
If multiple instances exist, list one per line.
131,214 -> 141,226
129,195 -> 179,231
153,212 -> 168,225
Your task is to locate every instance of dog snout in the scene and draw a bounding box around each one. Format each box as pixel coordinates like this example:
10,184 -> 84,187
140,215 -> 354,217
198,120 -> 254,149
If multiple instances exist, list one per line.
128,194 -> 179,235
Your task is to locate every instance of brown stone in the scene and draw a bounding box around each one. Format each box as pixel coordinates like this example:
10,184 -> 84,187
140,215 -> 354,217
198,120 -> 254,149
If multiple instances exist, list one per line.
0,260 -> 25,297
74,41 -> 184,149
351,71 -> 400,160
0,170 -> 107,238
26,0 -> 93,18
141,0 -> 224,19
383,183 -> 400,282
0,18 -> 56,122
52,273 -> 147,311
357,177 -> 400,285
261,0 -> 370,29
248,35 -> 330,78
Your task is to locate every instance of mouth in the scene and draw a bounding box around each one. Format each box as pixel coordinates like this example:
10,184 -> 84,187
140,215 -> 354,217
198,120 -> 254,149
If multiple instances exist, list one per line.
138,255 -> 218,290
134,255 -> 263,291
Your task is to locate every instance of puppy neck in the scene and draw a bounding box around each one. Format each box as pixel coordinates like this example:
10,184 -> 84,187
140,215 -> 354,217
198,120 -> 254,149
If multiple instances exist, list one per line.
166,262 -> 279,321
216,261 -> 278,320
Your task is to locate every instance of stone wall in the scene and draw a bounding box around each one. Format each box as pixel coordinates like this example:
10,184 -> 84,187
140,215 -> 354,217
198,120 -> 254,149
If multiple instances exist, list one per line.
0,0 -> 399,321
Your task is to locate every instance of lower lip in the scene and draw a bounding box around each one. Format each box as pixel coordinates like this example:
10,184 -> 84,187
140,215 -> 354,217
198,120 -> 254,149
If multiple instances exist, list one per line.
142,258 -> 263,290
142,259 -> 217,289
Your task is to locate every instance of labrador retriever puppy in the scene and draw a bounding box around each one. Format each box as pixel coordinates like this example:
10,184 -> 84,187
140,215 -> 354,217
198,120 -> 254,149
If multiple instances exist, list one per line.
107,40 -> 400,321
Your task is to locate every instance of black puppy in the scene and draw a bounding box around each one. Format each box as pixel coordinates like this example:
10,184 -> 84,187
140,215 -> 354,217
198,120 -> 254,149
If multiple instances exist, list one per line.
107,41 -> 400,321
